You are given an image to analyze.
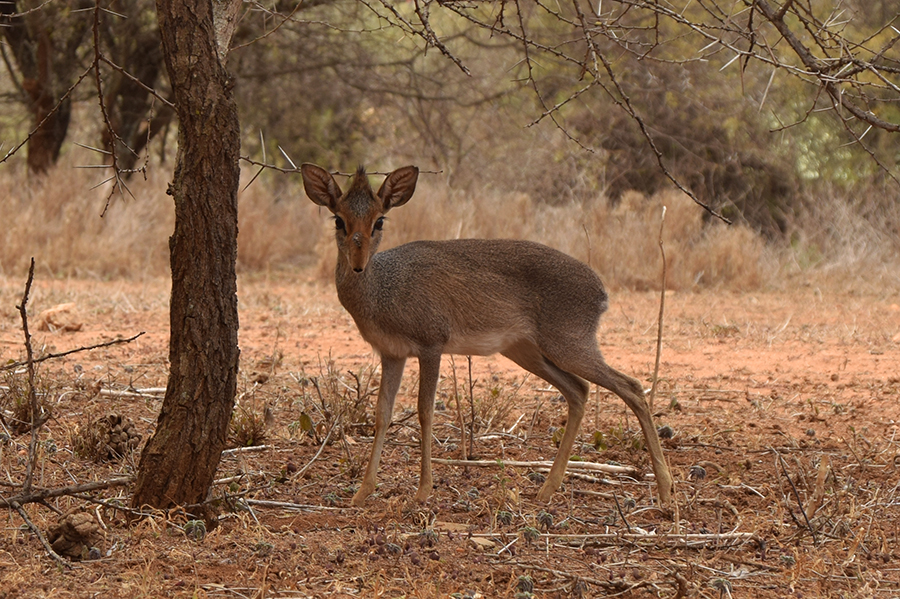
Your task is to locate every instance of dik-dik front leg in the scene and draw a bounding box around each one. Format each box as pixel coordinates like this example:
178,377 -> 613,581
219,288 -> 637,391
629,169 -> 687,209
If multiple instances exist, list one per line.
352,355 -> 406,506
414,352 -> 442,504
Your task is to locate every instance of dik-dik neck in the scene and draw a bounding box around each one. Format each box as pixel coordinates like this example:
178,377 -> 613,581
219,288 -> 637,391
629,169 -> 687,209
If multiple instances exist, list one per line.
334,253 -> 376,319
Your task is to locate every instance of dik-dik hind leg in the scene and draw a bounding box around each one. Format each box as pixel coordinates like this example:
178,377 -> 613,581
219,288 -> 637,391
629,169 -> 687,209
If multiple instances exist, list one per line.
501,343 -> 589,502
587,362 -> 674,505
352,355 -> 406,506
414,352 -> 441,504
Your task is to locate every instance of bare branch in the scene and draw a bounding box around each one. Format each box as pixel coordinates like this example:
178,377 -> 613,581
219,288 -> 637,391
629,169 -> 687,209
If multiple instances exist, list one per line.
1,332 -> 145,373
15,258 -> 39,494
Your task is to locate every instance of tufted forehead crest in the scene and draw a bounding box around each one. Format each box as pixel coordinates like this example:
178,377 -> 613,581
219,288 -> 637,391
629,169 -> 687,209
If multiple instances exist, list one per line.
344,165 -> 376,216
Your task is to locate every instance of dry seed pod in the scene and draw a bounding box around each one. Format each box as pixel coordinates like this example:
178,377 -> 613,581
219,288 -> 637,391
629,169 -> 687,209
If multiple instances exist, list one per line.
76,413 -> 142,461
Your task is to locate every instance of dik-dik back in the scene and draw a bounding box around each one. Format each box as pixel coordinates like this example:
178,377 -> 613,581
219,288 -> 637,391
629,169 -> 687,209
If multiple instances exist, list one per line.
342,238 -> 609,360
300,163 -> 674,507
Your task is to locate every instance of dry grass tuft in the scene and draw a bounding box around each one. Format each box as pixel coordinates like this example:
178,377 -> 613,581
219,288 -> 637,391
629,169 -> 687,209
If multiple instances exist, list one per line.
228,403 -> 270,448
1,158 -> 897,294
1,369 -> 53,435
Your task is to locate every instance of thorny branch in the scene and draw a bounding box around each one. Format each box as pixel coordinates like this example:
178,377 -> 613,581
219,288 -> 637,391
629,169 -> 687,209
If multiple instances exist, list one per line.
16,258 -> 39,494
0,333 -> 145,373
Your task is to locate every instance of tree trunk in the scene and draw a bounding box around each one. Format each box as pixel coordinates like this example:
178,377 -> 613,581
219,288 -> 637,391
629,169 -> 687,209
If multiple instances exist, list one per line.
132,0 -> 241,515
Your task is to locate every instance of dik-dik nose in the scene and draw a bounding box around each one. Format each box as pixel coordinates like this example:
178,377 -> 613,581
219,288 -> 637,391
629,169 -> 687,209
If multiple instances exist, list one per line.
350,232 -> 367,272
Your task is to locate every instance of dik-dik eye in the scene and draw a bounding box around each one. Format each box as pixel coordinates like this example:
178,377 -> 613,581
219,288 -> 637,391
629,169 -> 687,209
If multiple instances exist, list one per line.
372,217 -> 385,235
334,216 -> 346,232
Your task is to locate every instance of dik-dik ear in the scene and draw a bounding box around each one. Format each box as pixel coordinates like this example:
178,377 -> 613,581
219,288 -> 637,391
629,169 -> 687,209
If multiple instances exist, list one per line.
300,164 -> 343,211
377,166 -> 419,211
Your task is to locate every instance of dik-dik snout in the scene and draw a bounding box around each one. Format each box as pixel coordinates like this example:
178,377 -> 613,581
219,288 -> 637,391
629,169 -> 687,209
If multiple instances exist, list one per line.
334,210 -> 384,273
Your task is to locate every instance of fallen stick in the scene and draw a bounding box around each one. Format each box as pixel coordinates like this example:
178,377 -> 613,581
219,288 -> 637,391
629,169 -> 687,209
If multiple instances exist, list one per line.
0,476 -> 134,508
478,530 -> 759,548
0,332 -> 145,373
98,387 -> 165,398
222,445 -> 271,455
244,499 -> 343,512
10,500 -> 69,568
431,458 -> 638,476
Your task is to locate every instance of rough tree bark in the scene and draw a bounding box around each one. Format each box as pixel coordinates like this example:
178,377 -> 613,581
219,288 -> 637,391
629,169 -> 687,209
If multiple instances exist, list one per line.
131,0 -> 242,514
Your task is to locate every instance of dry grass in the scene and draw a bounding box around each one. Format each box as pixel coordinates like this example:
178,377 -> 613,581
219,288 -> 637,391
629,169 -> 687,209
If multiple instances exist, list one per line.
0,158 -> 771,292
313,177 -> 774,291
3,157 -> 898,295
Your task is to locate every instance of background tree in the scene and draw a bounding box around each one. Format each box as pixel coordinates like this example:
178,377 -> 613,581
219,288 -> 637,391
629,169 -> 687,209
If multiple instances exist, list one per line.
130,0 -> 242,513
95,0 -> 173,173
0,0 -> 93,173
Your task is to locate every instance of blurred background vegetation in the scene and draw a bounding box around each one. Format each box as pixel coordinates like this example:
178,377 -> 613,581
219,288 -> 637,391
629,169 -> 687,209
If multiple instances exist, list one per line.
0,0 -> 898,293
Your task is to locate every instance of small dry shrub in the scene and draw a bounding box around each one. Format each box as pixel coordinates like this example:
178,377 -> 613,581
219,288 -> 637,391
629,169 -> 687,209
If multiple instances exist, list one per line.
229,404 -> 269,448
0,370 -> 52,435
303,357 -> 377,437
587,189 -> 768,290
290,358 -> 378,480
781,185 -> 900,293
237,175 -> 322,272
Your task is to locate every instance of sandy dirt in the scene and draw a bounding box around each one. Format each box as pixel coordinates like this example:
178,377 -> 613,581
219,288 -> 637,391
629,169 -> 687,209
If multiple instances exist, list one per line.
1,271 -> 899,598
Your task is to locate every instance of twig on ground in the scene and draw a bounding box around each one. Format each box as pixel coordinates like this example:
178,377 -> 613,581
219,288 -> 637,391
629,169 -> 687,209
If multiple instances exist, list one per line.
290,418 -> 338,482
613,493 -> 633,533
0,476 -> 135,508
490,530 -> 759,549
775,450 -> 818,545
431,458 -> 637,475
222,445 -> 271,456
243,499 -> 344,512
97,386 -> 164,398
10,500 -> 69,568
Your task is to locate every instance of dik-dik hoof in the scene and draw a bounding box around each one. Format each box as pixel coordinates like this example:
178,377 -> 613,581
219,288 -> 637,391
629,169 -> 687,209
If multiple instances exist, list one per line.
351,485 -> 374,506
413,487 -> 432,505
535,485 -> 556,503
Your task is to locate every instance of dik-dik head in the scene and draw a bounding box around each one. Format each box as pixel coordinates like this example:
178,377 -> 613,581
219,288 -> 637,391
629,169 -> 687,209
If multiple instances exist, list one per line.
301,164 -> 419,273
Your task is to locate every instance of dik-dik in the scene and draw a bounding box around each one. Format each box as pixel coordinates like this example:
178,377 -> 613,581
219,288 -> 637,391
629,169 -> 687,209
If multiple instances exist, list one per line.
301,164 -> 674,506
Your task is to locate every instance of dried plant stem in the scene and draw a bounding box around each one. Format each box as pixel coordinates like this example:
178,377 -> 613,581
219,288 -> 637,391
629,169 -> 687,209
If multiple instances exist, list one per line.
290,418 -> 338,482
449,356 -> 467,462
649,206 -> 667,410
432,458 -> 637,476
613,493 -> 633,533
466,356 -> 476,457
776,451 -> 818,545
16,258 -> 38,494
